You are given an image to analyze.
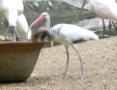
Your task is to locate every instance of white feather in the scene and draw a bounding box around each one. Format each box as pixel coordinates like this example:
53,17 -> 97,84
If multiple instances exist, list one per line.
0,0 -> 23,12
0,0 -> 30,39
17,14 -> 32,39
49,24 -> 99,45
87,0 -> 117,21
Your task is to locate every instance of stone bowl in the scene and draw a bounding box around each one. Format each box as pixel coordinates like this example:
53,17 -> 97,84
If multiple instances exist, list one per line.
0,40 -> 43,82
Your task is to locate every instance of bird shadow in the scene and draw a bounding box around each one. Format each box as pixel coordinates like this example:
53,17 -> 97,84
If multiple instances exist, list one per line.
27,76 -> 52,85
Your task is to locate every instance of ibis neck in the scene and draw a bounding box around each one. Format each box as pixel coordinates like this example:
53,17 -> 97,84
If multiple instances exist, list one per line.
45,16 -> 51,30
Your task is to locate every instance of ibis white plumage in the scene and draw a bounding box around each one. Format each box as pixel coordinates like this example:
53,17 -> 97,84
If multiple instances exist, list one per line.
30,12 -> 99,79
16,14 -> 32,39
0,0 -> 31,41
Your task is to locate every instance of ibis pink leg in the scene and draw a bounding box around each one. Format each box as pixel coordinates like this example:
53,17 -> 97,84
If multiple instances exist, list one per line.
62,45 -> 84,79
71,45 -> 84,79
62,45 -> 70,79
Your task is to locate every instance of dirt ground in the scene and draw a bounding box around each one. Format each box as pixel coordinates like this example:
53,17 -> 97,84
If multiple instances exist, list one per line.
0,36 -> 117,90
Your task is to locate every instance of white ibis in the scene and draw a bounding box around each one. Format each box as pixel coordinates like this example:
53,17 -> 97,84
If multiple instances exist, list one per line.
80,0 -> 117,33
0,0 -> 31,41
29,12 -> 99,79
